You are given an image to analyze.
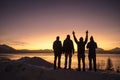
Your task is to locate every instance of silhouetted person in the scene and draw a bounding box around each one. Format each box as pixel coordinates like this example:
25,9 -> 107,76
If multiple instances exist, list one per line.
63,35 -> 74,69
86,36 -> 97,71
72,31 -> 88,71
53,36 -> 62,69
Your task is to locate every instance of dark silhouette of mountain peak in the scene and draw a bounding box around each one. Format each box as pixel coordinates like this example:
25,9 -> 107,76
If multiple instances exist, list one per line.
0,44 -> 16,53
110,47 -> 120,52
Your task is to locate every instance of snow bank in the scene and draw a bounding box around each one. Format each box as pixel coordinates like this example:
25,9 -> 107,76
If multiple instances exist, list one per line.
0,57 -> 119,80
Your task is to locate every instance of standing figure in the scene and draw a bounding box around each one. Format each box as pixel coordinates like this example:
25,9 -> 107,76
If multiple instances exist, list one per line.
72,31 -> 88,71
53,36 -> 62,69
63,35 -> 74,69
86,36 -> 97,71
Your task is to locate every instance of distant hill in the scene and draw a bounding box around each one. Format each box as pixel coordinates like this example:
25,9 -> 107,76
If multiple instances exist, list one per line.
97,47 -> 120,54
108,47 -> 120,54
0,44 -> 16,53
0,44 -> 119,54
17,49 -> 53,53
96,48 -> 105,52
110,47 -> 120,52
86,47 -> 120,54
0,44 -> 53,53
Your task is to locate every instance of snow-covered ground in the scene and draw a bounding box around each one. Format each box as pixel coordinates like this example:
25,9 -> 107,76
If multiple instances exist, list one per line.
0,57 -> 120,80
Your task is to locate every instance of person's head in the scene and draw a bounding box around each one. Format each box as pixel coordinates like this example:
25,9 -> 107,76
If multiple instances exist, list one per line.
56,36 -> 59,40
66,35 -> 70,39
79,37 -> 83,42
90,36 -> 94,42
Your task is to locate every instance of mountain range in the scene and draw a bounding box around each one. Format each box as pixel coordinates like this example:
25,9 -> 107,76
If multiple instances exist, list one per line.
0,44 -> 16,53
0,44 -> 120,54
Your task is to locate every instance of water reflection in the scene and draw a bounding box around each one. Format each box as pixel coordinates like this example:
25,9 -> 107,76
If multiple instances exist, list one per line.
0,53 -> 120,70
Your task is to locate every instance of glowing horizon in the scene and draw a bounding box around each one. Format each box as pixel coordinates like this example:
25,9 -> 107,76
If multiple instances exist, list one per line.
0,0 -> 120,50
1,33 -> 119,50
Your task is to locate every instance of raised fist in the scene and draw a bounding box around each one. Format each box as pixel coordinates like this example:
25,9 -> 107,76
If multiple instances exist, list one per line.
72,31 -> 75,35
86,30 -> 88,34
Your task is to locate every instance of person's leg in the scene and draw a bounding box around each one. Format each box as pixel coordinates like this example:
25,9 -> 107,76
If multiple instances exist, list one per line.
69,53 -> 72,69
64,53 -> 68,69
82,57 -> 85,71
58,54 -> 61,68
89,56 -> 92,70
78,55 -> 81,71
93,56 -> 97,71
54,53 -> 57,69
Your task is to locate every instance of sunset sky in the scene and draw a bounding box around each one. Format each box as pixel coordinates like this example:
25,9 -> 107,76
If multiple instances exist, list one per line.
0,0 -> 120,50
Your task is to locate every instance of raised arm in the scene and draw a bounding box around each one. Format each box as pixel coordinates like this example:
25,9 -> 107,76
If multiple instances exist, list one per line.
72,31 -> 78,43
84,30 -> 88,44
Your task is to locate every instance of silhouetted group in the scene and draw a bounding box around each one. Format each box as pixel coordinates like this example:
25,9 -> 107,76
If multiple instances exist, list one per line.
53,30 -> 97,71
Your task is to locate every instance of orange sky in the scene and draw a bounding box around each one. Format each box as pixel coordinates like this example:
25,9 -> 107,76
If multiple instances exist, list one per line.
0,0 -> 120,50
